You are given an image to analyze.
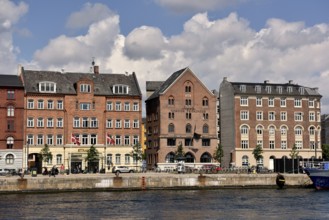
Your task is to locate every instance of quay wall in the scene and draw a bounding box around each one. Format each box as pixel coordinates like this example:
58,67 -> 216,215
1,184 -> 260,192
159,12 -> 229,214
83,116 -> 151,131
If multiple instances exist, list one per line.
0,173 -> 312,193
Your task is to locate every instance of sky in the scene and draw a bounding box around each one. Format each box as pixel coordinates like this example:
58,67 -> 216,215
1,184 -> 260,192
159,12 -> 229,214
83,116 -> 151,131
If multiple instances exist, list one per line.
2,0 -> 329,113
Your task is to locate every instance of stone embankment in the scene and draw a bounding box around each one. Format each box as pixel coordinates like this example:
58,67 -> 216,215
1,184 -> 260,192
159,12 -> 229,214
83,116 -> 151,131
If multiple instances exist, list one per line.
0,173 -> 312,193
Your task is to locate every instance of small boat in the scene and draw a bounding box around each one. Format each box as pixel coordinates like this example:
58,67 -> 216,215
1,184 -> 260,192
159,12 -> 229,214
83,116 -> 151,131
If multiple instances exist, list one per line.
305,162 -> 329,190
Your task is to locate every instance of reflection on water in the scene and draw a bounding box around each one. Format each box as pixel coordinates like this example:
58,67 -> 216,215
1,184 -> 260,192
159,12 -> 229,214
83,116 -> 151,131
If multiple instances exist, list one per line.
1,189 -> 329,219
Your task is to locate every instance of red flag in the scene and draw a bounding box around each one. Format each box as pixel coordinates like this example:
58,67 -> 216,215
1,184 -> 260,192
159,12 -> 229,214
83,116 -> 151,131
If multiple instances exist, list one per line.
107,133 -> 115,145
72,134 -> 81,145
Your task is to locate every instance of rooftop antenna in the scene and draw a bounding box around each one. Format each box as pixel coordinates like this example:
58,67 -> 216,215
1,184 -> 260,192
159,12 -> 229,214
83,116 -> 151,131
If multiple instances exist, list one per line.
90,57 -> 95,73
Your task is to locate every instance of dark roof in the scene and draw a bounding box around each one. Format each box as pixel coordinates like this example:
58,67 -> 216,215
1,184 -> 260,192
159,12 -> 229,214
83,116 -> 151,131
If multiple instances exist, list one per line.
146,67 -> 187,100
0,75 -> 23,87
230,81 -> 321,97
146,81 -> 164,91
22,69 -> 142,97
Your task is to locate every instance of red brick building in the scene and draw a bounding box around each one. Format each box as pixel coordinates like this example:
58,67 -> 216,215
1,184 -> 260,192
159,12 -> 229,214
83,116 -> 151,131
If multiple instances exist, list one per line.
145,68 -> 218,169
0,75 -> 24,172
20,66 -> 142,173
219,78 -> 322,169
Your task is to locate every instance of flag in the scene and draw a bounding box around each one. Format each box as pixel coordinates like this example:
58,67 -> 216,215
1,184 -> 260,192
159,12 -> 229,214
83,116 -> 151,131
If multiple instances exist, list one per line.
71,134 -> 81,146
107,133 -> 115,145
193,125 -> 201,140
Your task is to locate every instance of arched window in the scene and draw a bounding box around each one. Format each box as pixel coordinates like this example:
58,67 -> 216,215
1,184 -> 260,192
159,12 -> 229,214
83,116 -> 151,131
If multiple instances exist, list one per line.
256,156 -> 264,166
269,126 -> 275,136
202,97 -> 209,107
281,126 -> 287,136
295,126 -> 303,136
168,123 -> 175,133
186,124 -> 192,133
165,152 -> 175,163
242,155 -> 249,166
7,137 -> 14,149
7,105 -> 14,116
6,154 -> 14,164
309,126 -> 315,135
185,152 -> 195,163
203,124 -> 209,133
168,96 -> 175,105
240,125 -> 249,135
256,125 -> 263,135
185,85 -> 191,93
200,153 -> 211,163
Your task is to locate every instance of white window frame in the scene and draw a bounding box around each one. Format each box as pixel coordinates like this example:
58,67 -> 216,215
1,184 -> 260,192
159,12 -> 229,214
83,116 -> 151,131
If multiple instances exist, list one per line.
240,111 -> 249,120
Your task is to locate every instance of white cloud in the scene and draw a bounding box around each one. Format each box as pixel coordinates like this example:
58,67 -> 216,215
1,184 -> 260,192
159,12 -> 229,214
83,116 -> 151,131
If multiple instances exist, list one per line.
66,3 -> 115,30
154,0 -> 247,13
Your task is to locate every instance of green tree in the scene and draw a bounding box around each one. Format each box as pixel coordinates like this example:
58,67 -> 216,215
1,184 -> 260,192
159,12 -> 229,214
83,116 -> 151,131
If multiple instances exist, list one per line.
40,144 -> 53,163
131,142 -> 143,169
290,144 -> 299,173
252,144 -> 263,165
175,142 -> 185,160
85,145 -> 99,172
322,144 -> 329,160
213,143 -> 224,165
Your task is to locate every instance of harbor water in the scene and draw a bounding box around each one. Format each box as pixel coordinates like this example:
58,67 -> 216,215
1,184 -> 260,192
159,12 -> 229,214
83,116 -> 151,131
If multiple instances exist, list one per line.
1,188 -> 328,219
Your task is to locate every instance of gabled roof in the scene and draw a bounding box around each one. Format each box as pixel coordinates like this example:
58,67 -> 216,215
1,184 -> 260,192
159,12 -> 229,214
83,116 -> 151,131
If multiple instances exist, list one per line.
0,75 -> 23,88
22,69 -> 142,97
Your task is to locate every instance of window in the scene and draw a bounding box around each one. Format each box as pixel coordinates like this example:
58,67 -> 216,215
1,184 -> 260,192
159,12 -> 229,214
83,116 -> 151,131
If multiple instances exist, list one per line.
287,86 -> 293,93
295,141 -> 303,149
47,118 -> 54,127
39,82 -> 56,93
80,103 -> 91,110
113,85 -> 129,94
309,127 -> 315,135
241,140 -> 249,149
124,136 -> 130,145
73,117 -> 80,128
269,141 -> 275,149
115,135 -> 122,145
185,85 -> 191,93
5,154 -> 14,164
277,86 -> 282,94
256,97 -> 262,106
133,102 -> 139,111
281,141 -> 287,149
280,112 -> 287,121
269,126 -> 275,136
106,119 -> 113,128
256,111 -> 263,121
80,84 -> 91,93
240,85 -> 246,92
256,126 -> 263,135
27,135 -> 33,145
82,134 -> 88,145
295,126 -> 303,136
310,141 -> 315,150
90,134 -> 97,145
7,120 -> 14,131
57,100 -> 63,109
56,154 -> 62,165
107,101 -> 113,111
115,102 -> 121,111
115,154 -> 121,164
124,119 -> 130,128
27,117 -> 34,127
203,113 -> 208,120
122,102 -> 130,111
265,86 -> 271,93
186,112 -> 192,119
57,118 -> 63,128
168,97 -> 175,105
309,112 -> 315,121
240,111 -> 249,120
185,138 -> 193,146
56,135 -> 63,145
37,134 -> 44,145
7,90 -> 15,99
82,117 -> 89,128
299,87 -> 304,95
133,136 -> 139,145
115,119 -> 122,128
7,137 -> 14,149
268,97 -> 274,107
7,106 -> 14,116
202,98 -> 208,107
48,100 -> 54,109
38,100 -> 44,109
240,125 -> 248,135
294,98 -> 302,107
125,154 -> 130,164
90,117 -> 98,128
255,85 -> 261,93
309,99 -> 315,108
186,124 -> 192,133
37,118 -> 44,127
47,135 -> 53,145
168,124 -> 175,133
185,99 -> 192,106
240,97 -> 248,106
294,112 -> 303,121
169,112 -> 175,119
269,112 -> 275,121
202,139 -> 210,146
133,120 -> 139,128
242,155 -> 249,166
27,100 -> 34,109
167,138 -> 176,146
203,124 -> 209,133
107,154 -> 113,165
280,98 -> 286,107
281,126 -> 287,136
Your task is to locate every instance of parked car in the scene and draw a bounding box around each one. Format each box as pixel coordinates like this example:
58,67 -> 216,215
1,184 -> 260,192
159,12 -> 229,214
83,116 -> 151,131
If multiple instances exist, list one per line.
112,166 -> 134,174
200,165 -> 222,173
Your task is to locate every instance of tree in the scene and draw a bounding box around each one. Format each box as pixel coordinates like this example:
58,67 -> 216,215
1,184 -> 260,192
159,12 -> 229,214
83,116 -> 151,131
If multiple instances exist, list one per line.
175,142 -> 185,160
252,144 -> 263,165
213,143 -> 224,165
85,145 -> 99,172
131,142 -> 143,169
290,144 -> 299,173
40,144 -> 53,163
322,144 -> 329,160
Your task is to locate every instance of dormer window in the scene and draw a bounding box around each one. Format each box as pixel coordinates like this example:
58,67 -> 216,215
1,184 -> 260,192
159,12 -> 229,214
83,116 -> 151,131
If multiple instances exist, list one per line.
39,81 -> 56,93
113,84 -> 129,94
80,84 -> 91,93
255,85 -> 261,93
299,87 -> 304,95
265,86 -> 271,93
277,86 -> 282,94
240,85 -> 246,92
287,86 -> 293,93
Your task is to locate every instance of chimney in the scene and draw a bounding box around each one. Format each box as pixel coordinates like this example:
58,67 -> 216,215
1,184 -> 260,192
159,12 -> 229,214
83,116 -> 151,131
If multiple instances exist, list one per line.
288,80 -> 293,84
94,65 -> 99,74
264,80 -> 269,84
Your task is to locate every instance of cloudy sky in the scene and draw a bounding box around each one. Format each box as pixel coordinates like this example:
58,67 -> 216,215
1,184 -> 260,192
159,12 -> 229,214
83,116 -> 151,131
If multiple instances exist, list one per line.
2,0 -> 329,113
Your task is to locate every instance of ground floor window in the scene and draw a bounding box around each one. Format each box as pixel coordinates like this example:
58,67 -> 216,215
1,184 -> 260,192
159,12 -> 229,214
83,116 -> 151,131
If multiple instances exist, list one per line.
200,153 -> 211,163
165,152 -> 175,163
242,155 -> 249,166
5,154 -> 14,164
202,139 -> 210,146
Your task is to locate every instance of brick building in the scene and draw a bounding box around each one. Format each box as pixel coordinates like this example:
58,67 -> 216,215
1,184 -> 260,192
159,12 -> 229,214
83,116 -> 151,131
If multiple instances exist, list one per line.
0,75 -> 24,172
219,77 -> 322,169
145,67 -> 218,169
20,66 -> 142,173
